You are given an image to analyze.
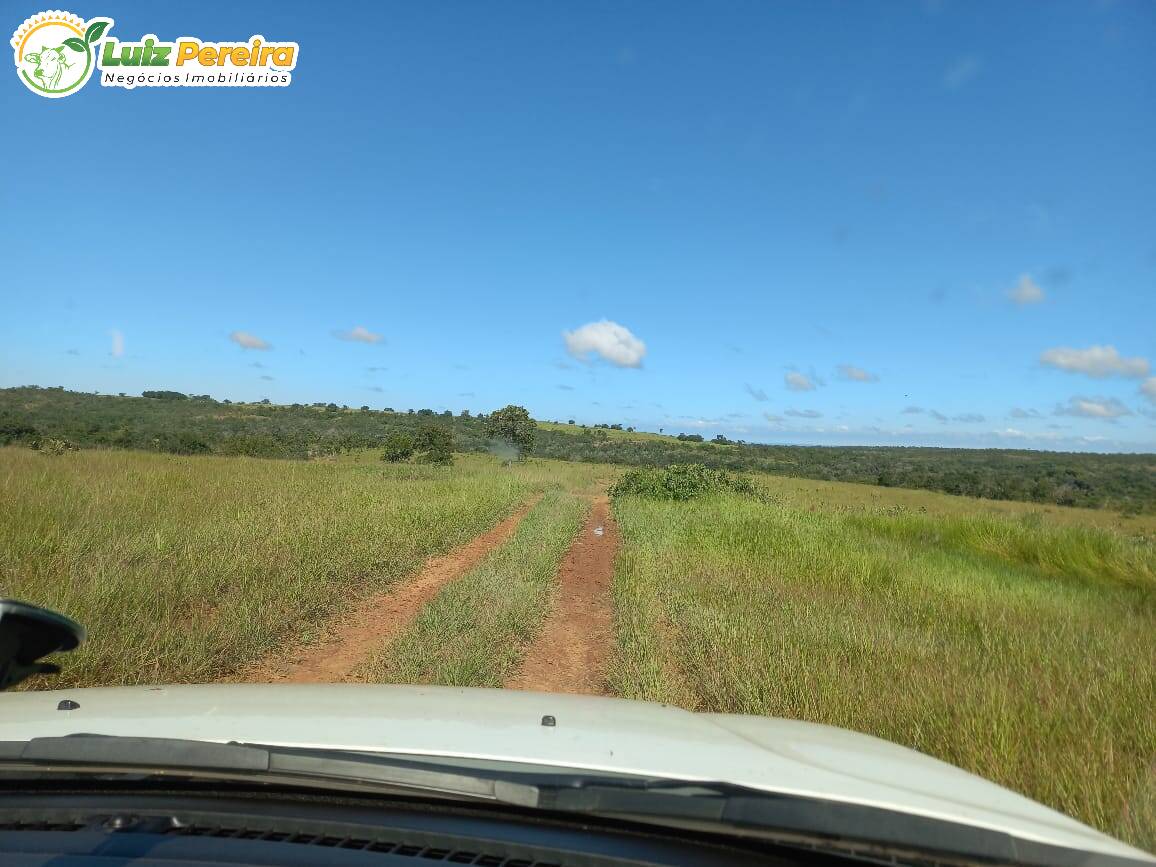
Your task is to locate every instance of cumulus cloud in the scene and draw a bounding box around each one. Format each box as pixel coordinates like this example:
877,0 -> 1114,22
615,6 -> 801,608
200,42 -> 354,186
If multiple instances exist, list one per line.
785,408 -> 823,418
334,325 -> 383,344
109,330 -> 124,358
1141,378 -> 1156,405
1040,345 -> 1149,378
785,371 -> 816,391
1054,396 -> 1132,420
230,331 -> 271,350
1008,274 -> 1045,305
563,320 -> 646,368
943,54 -> 982,89
929,410 -> 948,422
744,383 -> 768,401
837,364 -> 878,383
1009,407 -> 1041,418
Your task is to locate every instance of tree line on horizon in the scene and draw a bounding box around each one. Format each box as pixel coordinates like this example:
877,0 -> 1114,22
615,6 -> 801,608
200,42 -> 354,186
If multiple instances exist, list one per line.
1,386 -> 1152,514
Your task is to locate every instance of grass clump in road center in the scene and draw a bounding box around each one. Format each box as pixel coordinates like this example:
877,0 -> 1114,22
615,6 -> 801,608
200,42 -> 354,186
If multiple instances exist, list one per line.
362,489 -> 586,687
610,463 -> 759,501
610,489 -> 1156,850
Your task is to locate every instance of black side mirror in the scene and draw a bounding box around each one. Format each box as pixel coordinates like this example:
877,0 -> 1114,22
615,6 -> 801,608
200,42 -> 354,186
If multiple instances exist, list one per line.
0,600 -> 85,691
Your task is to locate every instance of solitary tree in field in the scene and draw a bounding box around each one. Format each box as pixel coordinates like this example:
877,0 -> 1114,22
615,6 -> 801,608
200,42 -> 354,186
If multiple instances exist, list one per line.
484,404 -> 536,459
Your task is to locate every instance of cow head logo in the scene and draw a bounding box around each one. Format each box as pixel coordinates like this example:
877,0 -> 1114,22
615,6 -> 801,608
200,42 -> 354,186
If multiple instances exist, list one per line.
11,11 -> 112,98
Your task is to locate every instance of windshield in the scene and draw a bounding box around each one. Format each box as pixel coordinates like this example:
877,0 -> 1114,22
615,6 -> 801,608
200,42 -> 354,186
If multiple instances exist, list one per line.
0,1 -> 1153,861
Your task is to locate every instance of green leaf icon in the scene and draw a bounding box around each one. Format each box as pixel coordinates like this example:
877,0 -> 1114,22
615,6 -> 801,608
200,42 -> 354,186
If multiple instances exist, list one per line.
84,20 -> 108,44
63,37 -> 86,52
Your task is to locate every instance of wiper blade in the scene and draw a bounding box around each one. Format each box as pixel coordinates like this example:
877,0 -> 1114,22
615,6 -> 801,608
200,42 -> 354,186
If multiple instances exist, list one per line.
0,735 -> 540,806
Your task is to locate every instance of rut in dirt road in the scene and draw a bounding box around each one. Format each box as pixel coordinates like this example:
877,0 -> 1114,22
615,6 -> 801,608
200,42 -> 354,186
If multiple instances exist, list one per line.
230,497 -> 541,684
506,496 -> 618,695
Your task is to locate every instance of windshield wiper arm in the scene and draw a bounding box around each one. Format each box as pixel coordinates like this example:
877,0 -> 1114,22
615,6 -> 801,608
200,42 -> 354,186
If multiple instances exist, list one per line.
0,735 -> 540,806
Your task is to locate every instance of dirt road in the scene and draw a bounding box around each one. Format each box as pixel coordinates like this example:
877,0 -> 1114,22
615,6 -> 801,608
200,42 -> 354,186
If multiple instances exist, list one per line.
231,497 -> 540,684
505,496 -> 618,695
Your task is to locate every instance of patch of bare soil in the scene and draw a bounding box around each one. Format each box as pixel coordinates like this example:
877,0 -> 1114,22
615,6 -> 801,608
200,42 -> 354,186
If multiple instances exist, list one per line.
230,498 -> 541,684
505,496 -> 618,695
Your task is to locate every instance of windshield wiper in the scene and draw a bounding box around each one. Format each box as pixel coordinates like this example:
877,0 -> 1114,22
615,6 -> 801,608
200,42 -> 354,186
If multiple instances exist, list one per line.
0,735 -> 1148,867
0,734 -> 551,805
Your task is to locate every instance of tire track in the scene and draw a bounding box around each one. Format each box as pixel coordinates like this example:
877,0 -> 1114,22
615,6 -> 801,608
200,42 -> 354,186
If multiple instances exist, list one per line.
505,495 -> 618,695
230,496 -> 542,684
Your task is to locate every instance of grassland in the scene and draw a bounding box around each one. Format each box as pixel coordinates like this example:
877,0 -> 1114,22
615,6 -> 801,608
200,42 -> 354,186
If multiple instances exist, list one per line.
0,447 -> 604,687
3,443 -> 1153,849
610,482 -> 1156,848
360,489 -> 587,686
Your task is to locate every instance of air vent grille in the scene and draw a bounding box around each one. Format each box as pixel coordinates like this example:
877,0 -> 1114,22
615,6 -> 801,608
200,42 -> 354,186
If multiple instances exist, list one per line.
167,824 -> 561,866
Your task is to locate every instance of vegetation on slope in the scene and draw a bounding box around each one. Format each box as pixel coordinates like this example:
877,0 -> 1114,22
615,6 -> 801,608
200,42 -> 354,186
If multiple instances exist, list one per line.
4,386 -> 1154,512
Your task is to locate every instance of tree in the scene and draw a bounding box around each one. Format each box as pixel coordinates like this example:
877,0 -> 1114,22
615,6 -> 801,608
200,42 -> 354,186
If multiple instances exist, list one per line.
415,424 -> 453,465
484,404 -> 537,459
381,432 -> 415,463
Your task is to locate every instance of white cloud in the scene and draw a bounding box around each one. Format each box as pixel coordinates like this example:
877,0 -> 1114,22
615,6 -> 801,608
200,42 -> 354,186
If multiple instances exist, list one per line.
744,383 -> 768,401
230,331 -> 271,350
1054,396 -> 1132,420
902,405 -> 924,414
837,364 -> 878,383
943,54 -> 982,89
334,325 -> 383,344
109,330 -> 124,358
763,413 -> 784,423
1009,407 -> 1041,418
563,320 -> 646,368
1040,345 -> 1149,378
1008,274 -> 1045,305
1141,378 -> 1156,405
785,371 -> 816,391
785,408 -> 822,418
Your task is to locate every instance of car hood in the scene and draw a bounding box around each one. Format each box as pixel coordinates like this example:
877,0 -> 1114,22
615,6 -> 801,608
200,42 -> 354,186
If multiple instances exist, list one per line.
0,683 -> 1149,862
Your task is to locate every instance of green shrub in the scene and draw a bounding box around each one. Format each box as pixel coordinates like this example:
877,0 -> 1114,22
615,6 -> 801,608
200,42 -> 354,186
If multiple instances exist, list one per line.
34,437 -> 77,456
381,432 -> 416,463
415,425 -> 453,465
610,463 -> 757,501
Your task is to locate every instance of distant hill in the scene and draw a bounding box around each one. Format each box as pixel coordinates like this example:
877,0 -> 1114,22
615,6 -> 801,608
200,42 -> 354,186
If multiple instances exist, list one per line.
2,386 -> 1153,513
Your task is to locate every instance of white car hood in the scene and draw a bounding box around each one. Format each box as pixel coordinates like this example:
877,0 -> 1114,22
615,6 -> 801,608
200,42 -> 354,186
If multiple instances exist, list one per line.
0,683 -> 1149,862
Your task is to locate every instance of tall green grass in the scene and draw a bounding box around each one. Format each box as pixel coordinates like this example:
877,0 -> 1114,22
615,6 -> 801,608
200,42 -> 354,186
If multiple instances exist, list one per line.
611,493 -> 1156,849
361,489 -> 586,686
0,448 -> 588,687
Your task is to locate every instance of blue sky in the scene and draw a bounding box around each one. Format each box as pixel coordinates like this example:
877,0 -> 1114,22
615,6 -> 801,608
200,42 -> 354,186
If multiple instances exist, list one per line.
2,1 -> 1154,451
